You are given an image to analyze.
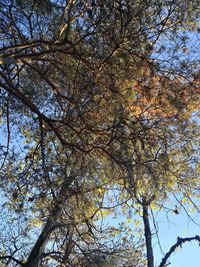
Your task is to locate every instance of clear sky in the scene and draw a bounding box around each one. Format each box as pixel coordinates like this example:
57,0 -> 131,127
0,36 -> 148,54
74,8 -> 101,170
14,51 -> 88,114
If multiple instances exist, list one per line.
154,210 -> 200,267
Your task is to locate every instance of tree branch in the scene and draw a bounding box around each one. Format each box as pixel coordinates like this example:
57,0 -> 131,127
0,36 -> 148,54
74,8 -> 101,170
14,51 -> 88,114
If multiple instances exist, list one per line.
0,255 -> 24,266
158,235 -> 200,267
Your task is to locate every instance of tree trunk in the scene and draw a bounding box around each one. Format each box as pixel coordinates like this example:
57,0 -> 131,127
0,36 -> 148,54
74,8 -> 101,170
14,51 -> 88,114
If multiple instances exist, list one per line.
142,204 -> 154,267
24,175 -> 75,267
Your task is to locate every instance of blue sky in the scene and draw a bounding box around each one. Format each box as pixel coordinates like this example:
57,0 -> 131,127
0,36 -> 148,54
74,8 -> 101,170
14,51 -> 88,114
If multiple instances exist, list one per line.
153,210 -> 200,267
104,206 -> 200,267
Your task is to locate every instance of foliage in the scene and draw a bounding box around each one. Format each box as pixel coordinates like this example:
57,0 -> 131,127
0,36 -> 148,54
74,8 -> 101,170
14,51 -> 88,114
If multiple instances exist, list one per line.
0,0 -> 199,266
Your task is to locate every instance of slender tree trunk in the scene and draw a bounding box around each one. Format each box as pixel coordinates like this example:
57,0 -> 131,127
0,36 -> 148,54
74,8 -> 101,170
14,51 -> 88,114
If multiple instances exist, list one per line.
23,217 -> 54,267
24,175 -> 75,267
142,204 -> 154,267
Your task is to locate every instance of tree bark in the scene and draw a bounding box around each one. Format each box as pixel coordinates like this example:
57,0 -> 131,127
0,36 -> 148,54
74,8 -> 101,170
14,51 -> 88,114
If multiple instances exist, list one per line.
142,204 -> 154,267
24,175 -> 75,267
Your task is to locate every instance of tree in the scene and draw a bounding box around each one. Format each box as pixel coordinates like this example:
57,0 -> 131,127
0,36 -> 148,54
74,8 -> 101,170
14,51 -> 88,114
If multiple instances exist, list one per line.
0,0 -> 199,266
108,100 -> 200,267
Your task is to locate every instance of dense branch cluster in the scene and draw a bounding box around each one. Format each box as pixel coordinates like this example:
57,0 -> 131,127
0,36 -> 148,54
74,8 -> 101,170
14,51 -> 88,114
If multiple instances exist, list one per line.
0,1 -> 199,267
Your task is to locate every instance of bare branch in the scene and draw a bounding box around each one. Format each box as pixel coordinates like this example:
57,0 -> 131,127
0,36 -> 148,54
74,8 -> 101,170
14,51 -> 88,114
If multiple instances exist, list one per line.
159,236 -> 200,267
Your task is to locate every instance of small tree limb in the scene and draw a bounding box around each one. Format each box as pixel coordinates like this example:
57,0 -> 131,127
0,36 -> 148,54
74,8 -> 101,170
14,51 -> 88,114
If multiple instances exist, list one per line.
158,235 -> 200,267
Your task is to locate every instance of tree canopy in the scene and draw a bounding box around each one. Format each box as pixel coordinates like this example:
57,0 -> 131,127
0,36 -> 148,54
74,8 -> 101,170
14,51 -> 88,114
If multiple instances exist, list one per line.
0,1 -> 199,266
